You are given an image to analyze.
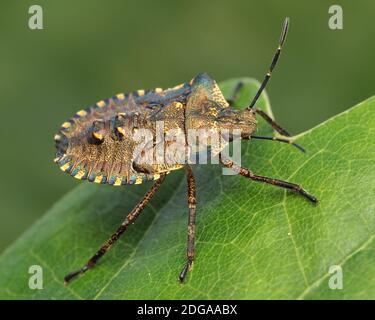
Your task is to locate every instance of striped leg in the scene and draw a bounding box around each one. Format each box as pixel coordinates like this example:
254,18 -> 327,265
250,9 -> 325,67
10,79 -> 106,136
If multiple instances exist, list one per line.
179,165 -> 197,282
219,154 -> 317,203
64,174 -> 167,284
253,108 -> 291,137
227,81 -> 244,107
250,135 -> 305,152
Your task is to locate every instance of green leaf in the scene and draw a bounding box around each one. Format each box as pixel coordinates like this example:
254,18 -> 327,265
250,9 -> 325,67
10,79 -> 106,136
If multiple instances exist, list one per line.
1,78 -> 374,300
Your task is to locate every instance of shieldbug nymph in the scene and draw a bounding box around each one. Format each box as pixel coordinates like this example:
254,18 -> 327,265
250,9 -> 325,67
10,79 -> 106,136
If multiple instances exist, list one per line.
55,17 -> 317,285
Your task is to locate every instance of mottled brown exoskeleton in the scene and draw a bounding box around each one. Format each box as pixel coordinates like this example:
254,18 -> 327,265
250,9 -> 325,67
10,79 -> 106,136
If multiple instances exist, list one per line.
54,18 -> 317,284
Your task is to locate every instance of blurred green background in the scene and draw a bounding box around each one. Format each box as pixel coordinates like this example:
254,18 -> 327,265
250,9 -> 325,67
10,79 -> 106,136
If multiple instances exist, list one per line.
0,0 -> 374,253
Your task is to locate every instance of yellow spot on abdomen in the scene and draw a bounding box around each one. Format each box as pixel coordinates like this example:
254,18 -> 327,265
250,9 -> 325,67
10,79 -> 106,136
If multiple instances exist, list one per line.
60,163 -> 71,172
61,122 -> 71,129
76,110 -> 87,117
92,132 -> 104,140
137,89 -> 145,96
135,176 -> 143,184
116,93 -> 125,100
94,175 -> 103,183
97,100 -> 106,108
114,177 -> 122,186
74,170 -> 85,180
172,83 -> 184,90
155,87 -> 163,93
117,127 -> 125,136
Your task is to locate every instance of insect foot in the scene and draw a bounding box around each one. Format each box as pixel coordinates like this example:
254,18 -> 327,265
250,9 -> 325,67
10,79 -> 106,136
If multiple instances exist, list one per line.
219,154 -> 318,204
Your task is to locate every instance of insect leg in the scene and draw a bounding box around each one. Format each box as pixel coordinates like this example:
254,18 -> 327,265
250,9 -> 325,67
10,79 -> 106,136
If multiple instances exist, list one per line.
179,165 -> 197,282
64,174 -> 167,285
247,17 -> 289,109
219,154 -> 317,203
253,108 -> 291,137
227,81 -> 244,107
250,135 -> 305,153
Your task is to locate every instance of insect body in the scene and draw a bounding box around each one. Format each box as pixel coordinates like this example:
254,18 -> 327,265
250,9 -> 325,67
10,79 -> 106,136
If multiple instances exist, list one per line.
55,18 -> 317,284
55,82 -> 192,185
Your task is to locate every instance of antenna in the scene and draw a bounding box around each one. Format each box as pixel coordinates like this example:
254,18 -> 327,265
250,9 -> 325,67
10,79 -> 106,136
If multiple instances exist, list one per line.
248,17 -> 289,109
